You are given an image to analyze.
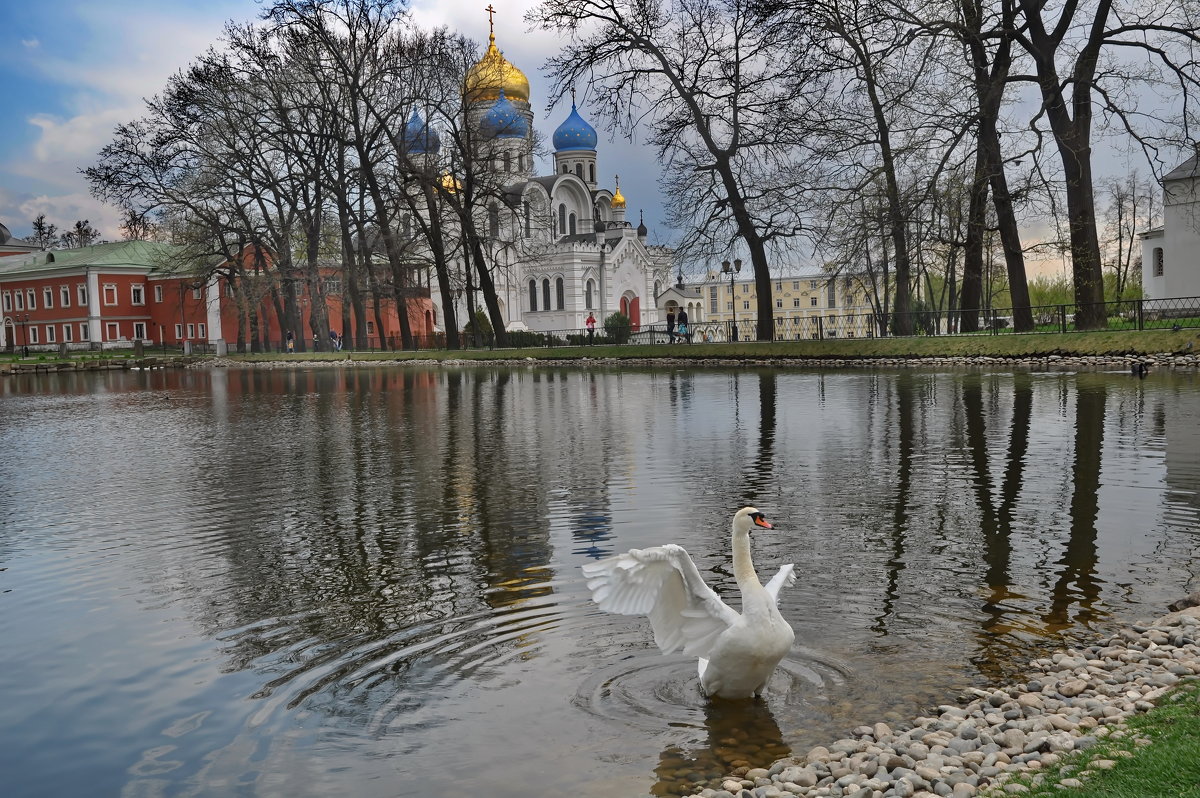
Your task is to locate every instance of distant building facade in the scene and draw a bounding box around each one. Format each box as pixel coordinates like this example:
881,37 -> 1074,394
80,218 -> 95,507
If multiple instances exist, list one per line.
658,269 -> 874,339
0,239 -> 423,352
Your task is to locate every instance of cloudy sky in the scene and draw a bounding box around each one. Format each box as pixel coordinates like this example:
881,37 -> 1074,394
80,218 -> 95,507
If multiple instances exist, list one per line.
0,0 -> 668,246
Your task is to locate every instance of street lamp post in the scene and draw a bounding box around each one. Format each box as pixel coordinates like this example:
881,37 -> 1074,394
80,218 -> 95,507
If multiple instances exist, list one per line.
721,258 -> 742,341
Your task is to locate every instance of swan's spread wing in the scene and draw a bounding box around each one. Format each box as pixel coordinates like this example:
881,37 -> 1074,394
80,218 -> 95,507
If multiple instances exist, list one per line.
582,544 -> 738,656
764,563 -> 796,605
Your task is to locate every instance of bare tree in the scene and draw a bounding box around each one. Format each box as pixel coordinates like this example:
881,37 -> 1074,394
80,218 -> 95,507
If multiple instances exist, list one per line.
29,214 -> 58,250
1014,0 -> 1200,328
59,219 -> 100,248
531,0 -> 833,341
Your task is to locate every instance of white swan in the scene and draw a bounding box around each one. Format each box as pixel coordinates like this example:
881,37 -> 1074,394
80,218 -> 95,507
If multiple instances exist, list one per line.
582,507 -> 796,699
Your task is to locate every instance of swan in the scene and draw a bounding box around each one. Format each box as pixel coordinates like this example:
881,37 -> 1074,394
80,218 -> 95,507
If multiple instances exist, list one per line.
582,507 -> 796,699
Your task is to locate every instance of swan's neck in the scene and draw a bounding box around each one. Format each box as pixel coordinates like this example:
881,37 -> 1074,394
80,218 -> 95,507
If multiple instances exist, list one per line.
732,530 -> 760,588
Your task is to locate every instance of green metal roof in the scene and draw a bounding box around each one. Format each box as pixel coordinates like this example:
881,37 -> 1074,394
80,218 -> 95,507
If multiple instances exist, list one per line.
0,240 -> 186,277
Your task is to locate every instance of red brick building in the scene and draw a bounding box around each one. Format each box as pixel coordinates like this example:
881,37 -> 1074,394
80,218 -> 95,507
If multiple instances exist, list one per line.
0,240 -> 431,353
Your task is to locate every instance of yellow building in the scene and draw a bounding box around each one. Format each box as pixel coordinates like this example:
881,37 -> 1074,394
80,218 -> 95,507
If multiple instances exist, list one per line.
661,270 -> 875,340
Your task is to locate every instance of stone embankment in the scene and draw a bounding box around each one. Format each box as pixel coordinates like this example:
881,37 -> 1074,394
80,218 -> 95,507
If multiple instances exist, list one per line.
691,606 -> 1200,798
190,353 -> 1200,370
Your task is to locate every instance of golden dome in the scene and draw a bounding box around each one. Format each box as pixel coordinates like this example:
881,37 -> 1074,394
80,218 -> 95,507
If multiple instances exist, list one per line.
464,33 -> 530,104
439,171 -> 462,194
611,176 -> 626,209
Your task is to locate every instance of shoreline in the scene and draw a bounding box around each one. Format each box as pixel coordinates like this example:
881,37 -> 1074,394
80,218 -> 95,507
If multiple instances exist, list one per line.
188,352 -> 1200,371
688,606 -> 1200,798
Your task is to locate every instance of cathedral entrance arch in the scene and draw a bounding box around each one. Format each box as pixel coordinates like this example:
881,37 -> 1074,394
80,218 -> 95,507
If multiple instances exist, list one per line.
619,292 -> 641,331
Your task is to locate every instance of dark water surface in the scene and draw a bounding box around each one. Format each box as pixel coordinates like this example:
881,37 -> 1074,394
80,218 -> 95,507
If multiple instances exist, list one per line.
2,365 -> 1199,797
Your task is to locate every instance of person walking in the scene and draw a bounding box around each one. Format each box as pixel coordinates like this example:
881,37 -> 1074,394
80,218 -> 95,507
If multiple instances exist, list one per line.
676,306 -> 690,344
585,312 -> 597,344
666,307 -> 676,343
285,329 -> 295,353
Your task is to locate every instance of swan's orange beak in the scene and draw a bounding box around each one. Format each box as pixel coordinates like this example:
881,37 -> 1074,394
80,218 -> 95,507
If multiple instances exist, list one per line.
752,514 -> 772,529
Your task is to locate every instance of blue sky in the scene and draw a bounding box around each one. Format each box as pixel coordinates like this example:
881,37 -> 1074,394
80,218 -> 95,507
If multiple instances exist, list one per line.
0,0 -> 667,245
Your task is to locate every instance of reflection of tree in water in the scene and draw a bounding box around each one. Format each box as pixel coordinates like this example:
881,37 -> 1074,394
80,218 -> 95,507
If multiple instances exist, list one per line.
962,373 -> 1037,680
739,371 -> 777,508
178,367 -> 565,717
1044,379 -> 1107,631
870,371 -> 915,636
650,699 -> 791,798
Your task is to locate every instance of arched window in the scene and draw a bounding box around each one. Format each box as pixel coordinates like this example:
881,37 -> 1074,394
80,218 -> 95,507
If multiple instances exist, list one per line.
558,204 -> 566,236
489,204 -> 500,238
402,214 -> 411,239
586,279 -> 594,308
503,152 -> 511,172
556,277 -> 565,309
1154,247 -> 1165,276
569,213 -> 577,235
575,163 -> 582,177
542,278 -> 551,311
589,163 -> 595,183
518,152 -> 525,171
529,279 -> 538,311
562,164 -> 568,174
524,201 -> 531,238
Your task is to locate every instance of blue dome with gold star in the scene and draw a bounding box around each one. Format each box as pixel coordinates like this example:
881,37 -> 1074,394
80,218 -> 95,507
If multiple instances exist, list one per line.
480,90 -> 529,139
552,103 -> 598,151
401,111 -> 440,155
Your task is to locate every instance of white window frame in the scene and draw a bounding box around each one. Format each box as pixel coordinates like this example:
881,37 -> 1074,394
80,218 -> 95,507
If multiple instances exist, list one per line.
77,284 -> 88,305
63,324 -> 73,342
14,291 -> 24,311
45,325 -> 56,343
2,291 -> 10,312
186,323 -> 195,338
174,323 -> 183,339
60,285 -> 70,307
154,284 -> 163,303
105,322 -> 119,340
103,284 -> 118,306
198,323 -> 206,338
80,323 -> 89,341
29,326 -> 39,344
43,287 -> 54,309
191,287 -> 202,300
131,285 -> 145,306
133,322 -> 147,339
26,288 -> 36,310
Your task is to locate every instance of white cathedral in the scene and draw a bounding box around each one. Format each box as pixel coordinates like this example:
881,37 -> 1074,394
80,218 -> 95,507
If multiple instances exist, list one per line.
406,19 -> 673,336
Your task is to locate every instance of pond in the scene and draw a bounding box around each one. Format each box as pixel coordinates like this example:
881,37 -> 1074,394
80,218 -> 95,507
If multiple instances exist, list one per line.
1,364 -> 1198,798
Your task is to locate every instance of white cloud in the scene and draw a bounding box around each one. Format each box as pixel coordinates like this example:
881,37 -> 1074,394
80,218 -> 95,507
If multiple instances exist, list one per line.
21,38 -> 40,49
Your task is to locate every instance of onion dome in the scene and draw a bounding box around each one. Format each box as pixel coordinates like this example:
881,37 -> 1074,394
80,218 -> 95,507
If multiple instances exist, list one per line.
479,90 -> 529,139
552,103 -> 598,151
401,111 -> 439,155
611,177 -> 626,210
439,171 -> 462,194
464,33 -> 530,104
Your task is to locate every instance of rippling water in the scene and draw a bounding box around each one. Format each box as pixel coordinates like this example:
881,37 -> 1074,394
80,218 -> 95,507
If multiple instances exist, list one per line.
2,365 -> 1199,798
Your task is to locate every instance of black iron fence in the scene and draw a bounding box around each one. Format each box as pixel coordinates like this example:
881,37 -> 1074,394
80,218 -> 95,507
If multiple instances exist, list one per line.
7,296 -> 1196,359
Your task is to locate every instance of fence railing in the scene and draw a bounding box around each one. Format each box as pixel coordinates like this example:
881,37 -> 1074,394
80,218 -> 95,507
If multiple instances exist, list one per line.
6,296 -> 1197,359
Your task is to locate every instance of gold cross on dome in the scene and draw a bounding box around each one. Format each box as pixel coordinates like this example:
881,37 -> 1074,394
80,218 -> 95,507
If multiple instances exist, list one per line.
486,4 -> 496,36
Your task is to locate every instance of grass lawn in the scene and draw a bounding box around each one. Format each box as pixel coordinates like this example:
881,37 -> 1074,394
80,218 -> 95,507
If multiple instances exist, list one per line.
984,682 -> 1200,797
220,328 -> 1200,363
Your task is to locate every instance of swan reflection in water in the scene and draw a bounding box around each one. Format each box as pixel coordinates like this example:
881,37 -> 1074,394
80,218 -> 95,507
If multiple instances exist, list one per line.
650,697 -> 791,797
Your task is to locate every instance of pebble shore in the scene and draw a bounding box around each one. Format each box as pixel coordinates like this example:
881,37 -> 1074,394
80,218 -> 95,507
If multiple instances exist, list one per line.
688,606 -> 1200,798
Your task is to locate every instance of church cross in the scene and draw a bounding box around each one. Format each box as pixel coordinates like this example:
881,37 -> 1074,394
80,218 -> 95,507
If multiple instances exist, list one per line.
486,4 -> 496,37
